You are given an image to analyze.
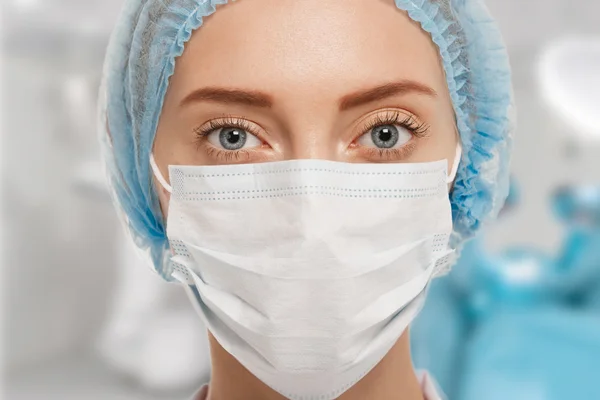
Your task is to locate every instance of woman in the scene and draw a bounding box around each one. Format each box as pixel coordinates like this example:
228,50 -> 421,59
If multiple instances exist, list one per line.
99,0 -> 514,399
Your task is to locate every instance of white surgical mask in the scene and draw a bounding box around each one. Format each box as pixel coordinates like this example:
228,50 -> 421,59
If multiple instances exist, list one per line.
151,147 -> 460,400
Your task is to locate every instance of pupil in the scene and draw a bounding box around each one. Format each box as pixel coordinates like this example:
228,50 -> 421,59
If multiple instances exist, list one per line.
371,125 -> 399,149
219,128 -> 247,150
226,130 -> 241,144
378,128 -> 392,142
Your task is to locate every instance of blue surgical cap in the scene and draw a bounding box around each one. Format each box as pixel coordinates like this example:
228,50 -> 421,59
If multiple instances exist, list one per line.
99,0 -> 515,280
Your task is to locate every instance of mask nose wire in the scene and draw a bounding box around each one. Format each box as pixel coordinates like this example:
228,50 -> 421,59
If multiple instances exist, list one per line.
151,145 -> 462,193
150,154 -> 173,194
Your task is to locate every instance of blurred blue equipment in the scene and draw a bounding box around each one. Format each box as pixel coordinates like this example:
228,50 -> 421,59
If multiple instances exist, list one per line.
412,182 -> 600,399
460,308 -> 600,400
553,185 -> 600,307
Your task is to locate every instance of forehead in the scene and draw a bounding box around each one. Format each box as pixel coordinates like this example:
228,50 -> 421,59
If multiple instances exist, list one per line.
169,0 -> 446,99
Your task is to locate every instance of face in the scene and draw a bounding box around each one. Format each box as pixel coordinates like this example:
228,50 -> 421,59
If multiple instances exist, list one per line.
153,0 -> 459,216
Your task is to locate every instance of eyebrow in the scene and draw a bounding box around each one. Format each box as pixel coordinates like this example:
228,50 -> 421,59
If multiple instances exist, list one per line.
180,87 -> 273,108
179,80 -> 437,110
339,81 -> 437,111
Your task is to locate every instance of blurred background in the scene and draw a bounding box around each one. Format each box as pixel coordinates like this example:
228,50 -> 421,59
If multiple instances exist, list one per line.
1,0 -> 599,399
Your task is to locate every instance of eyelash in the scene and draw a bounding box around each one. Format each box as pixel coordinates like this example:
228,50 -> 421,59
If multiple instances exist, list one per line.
361,110 -> 429,137
355,110 -> 430,161
194,116 -> 259,141
193,111 -> 430,161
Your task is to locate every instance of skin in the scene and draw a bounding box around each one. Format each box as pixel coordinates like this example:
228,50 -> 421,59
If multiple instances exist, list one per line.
152,0 -> 459,398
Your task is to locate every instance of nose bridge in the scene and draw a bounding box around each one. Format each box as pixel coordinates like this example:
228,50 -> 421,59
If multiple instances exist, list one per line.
289,132 -> 336,160
282,98 -> 339,161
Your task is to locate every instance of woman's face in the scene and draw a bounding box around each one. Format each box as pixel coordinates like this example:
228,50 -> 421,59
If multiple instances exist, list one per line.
153,0 -> 458,214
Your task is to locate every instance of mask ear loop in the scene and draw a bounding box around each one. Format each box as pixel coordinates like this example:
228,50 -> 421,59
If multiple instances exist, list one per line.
150,154 -> 173,194
446,143 -> 462,184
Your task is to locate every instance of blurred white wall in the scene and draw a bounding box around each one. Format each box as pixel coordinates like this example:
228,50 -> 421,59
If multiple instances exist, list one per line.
2,56 -> 119,369
486,0 -> 600,49
2,0 -> 123,371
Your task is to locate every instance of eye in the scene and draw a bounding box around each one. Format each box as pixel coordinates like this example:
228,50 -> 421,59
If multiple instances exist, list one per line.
207,127 -> 262,151
357,124 -> 413,149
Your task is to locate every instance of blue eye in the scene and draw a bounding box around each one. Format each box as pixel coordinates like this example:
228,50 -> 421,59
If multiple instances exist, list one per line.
207,127 -> 262,150
358,124 -> 412,149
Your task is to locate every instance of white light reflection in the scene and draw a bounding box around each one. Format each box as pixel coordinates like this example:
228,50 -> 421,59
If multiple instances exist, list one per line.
539,37 -> 600,141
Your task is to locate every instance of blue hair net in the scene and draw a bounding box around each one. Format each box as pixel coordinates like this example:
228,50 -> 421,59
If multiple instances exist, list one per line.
99,0 -> 515,279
